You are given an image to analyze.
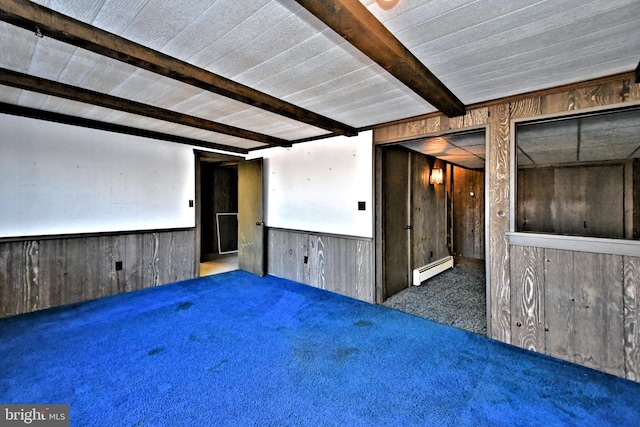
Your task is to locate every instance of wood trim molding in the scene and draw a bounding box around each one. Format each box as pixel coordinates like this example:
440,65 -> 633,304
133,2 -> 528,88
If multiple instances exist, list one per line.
0,68 -> 289,147
266,226 -> 374,242
507,232 -> 640,257
193,149 -> 245,162
294,0 -> 465,118
0,0 -> 357,137
0,227 -> 196,244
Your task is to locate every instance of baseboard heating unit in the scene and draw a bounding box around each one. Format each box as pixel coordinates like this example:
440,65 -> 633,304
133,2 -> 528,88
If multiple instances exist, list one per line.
413,256 -> 454,286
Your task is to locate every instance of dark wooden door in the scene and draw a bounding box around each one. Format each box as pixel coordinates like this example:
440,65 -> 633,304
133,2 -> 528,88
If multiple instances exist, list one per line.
238,158 -> 265,276
383,148 -> 410,298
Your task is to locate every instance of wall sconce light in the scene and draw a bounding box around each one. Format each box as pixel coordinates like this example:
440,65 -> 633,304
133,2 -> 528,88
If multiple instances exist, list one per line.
430,168 -> 443,185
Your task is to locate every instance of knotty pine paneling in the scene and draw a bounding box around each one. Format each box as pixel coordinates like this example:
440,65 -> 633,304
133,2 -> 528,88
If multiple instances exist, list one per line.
0,229 -> 196,318
267,228 -> 374,303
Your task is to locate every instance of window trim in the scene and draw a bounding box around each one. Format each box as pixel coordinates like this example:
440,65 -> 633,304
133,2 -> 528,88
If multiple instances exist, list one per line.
506,232 -> 640,256
509,101 -> 640,243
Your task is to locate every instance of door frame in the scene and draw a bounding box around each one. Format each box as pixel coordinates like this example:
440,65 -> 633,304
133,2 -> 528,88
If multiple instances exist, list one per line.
374,126 -> 490,331
194,150 -> 245,276
377,145 -> 412,301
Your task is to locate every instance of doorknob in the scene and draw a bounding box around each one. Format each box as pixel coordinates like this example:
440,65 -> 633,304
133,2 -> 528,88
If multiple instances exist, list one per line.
404,225 -> 412,230
256,221 -> 264,226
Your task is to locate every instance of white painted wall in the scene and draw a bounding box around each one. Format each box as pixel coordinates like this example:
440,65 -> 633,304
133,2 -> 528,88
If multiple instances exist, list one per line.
0,114 -> 196,237
248,131 -> 373,238
0,113 -> 374,239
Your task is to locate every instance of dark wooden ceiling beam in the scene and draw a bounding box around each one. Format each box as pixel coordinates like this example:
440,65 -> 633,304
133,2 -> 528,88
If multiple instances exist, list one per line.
0,0 -> 358,137
0,68 -> 290,147
0,103 -> 250,154
294,0 -> 466,118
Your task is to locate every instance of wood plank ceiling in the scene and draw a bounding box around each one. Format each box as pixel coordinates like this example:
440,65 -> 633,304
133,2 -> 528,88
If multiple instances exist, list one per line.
1,0 -> 639,164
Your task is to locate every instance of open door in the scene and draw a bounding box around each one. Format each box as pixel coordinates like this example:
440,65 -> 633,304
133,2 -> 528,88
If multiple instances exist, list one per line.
238,158 -> 266,276
382,147 -> 410,298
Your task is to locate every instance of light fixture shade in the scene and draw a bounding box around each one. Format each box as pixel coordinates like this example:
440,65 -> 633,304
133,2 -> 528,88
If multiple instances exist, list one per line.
430,168 -> 443,185
376,0 -> 400,10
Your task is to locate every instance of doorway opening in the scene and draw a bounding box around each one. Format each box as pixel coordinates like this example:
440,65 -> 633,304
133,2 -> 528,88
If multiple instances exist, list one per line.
195,151 -> 243,277
376,129 -> 488,335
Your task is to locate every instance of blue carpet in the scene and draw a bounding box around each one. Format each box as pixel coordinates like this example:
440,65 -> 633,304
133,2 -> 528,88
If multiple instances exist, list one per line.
1,270 -> 639,426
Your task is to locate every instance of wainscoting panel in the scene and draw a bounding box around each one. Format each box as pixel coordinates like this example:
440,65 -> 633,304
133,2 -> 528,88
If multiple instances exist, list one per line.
267,228 -> 374,303
0,229 -> 196,318
510,244 -> 633,379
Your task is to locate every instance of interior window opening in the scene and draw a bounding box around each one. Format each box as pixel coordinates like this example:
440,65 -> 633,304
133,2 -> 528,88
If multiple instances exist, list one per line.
515,106 -> 640,241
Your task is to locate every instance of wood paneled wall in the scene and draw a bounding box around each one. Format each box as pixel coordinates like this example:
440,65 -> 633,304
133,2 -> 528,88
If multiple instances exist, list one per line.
267,228 -> 374,303
518,164 -> 626,238
411,154 -> 449,266
0,229 -> 196,318
374,74 -> 640,379
510,245 -> 639,381
452,166 -> 485,259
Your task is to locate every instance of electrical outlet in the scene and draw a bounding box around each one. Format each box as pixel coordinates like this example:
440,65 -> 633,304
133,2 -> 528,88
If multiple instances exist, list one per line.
358,201 -> 366,211
115,261 -> 123,271
189,200 -> 194,208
